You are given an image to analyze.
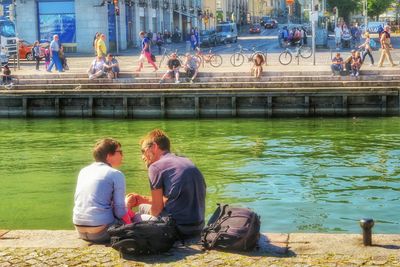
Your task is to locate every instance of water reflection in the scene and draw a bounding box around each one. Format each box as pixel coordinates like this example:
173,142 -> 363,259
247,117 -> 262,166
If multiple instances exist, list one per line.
0,118 -> 399,233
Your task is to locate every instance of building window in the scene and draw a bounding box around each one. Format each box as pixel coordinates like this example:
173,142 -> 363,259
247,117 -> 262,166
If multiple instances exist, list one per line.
38,0 -> 76,43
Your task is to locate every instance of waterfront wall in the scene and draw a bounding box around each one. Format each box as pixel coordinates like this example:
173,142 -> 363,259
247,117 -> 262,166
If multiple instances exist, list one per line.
0,89 -> 398,118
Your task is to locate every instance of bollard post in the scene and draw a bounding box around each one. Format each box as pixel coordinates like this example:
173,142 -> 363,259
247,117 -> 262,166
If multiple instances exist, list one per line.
359,218 -> 374,246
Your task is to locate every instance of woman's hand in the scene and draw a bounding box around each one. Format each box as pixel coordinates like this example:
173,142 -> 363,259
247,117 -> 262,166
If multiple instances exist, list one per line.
125,193 -> 139,209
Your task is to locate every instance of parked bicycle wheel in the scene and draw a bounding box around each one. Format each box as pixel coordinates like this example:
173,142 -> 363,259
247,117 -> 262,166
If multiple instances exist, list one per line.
299,46 -> 312,59
230,52 -> 245,67
209,54 -> 223,67
278,51 -> 292,65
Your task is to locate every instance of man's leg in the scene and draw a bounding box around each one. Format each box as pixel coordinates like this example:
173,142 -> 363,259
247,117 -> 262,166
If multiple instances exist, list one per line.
135,204 -> 158,222
47,56 -> 55,71
378,49 -> 386,67
53,53 -> 63,72
136,54 -> 144,71
386,49 -> 396,66
145,52 -> 158,71
191,69 -> 198,81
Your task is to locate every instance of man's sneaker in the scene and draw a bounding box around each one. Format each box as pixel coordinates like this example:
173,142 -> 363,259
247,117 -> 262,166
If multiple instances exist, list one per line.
369,64 -> 374,67
159,79 -> 164,84
356,72 -> 359,77
175,80 -> 180,84
350,73 -> 354,76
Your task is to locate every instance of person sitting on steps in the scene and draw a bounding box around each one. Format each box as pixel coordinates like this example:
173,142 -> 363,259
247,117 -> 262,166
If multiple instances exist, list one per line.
103,53 -> 120,79
350,51 -> 362,77
331,52 -> 344,76
159,52 -> 181,84
183,53 -> 199,83
251,53 -> 265,78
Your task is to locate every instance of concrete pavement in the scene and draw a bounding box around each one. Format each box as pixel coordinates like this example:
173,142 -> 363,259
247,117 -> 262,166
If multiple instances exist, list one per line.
0,230 -> 399,266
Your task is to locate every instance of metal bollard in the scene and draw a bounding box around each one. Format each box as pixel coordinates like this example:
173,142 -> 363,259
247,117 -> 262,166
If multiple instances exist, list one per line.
359,218 -> 374,246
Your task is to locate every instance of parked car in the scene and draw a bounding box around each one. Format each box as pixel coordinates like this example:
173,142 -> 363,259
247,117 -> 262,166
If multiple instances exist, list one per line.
199,30 -> 219,47
18,40 -> 47,61
264,19 -> 278,29
249,23 -> 262,34
216,22 -> 238,44
260,16 -> 271,27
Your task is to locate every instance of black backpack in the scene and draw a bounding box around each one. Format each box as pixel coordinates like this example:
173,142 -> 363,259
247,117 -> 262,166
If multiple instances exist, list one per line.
107,216 -> 179,256
201,204 -> 261,251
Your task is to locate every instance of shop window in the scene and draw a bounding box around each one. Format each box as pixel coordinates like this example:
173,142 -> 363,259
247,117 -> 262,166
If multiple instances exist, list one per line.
38,0 -> 76,43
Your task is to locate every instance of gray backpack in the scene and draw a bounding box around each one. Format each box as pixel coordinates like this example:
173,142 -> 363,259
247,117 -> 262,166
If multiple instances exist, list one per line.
201,204 -> 261,251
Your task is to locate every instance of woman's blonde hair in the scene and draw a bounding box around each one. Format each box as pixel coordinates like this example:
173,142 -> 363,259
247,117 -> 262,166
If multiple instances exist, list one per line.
364,32 -> 370,38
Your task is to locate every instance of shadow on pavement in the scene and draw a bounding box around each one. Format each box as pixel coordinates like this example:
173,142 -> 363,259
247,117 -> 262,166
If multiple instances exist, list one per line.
119,234 -> 296,263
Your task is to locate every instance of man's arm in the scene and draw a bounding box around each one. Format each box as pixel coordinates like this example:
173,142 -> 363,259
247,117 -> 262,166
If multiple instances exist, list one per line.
150,188 -> 164,216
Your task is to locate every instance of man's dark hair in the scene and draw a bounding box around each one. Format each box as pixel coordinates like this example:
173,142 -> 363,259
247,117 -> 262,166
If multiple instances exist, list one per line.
140,129 -> 170,152
93,138 -> 121,162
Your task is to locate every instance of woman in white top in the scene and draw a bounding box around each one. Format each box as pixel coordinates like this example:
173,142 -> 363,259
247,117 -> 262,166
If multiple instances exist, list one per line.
359,32 -> 374,66
334,25 -> 342,50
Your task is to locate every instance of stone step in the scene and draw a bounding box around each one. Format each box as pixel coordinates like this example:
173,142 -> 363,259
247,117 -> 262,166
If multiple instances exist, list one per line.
9,80 -> 400,90
12,70 -> 400,80
15,74 -> 400,85
5,85 -> 399,95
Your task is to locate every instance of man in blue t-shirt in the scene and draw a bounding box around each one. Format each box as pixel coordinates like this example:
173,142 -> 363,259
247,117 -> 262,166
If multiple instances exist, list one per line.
126,129 -> 206,238
136,31 -> 158,72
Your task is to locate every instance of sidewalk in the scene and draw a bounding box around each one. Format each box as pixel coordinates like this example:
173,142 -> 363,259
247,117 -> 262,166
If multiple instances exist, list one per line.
0,230 -> 399,266
9,50 -> 400,77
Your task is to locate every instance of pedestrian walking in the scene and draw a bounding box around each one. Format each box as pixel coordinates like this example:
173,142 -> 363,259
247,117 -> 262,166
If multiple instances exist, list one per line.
156,32 -> 164,55
136,31 -> 158,72
378,25 -> 396,67
44,47 -> 50,70
359,32 -> 374,66
47,34 -> 63,73
32,40 -> 41,71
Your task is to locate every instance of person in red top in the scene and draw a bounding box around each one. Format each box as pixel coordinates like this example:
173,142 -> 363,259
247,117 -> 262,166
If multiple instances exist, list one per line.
136,31 -> 158,72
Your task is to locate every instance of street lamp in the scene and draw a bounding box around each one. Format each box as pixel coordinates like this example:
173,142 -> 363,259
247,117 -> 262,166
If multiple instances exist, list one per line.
364,0 -> 368,33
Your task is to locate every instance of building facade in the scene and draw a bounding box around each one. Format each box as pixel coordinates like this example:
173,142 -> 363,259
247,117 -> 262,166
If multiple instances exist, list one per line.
248,0 -> 286,22
202,0 -> 248,29
10,0 -> 202,53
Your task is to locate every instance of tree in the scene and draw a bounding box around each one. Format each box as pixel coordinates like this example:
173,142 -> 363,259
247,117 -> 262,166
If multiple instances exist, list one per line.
367,0 -> 394,20
327,0 -> 359,22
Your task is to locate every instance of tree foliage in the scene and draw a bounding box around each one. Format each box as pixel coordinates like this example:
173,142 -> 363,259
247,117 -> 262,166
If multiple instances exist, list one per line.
327,0 -> 359,22
327,0 -> 396,21
367,0 -> 394,20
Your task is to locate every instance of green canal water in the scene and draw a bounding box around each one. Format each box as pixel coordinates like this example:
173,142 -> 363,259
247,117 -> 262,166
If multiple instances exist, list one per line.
0,118 -> 399,233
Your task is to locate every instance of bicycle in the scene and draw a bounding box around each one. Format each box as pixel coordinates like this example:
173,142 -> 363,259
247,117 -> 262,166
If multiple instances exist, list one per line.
193,47 -> 223,68
230,44 -> 267,67
158,47 -> 184,68
278,45 -> 312,65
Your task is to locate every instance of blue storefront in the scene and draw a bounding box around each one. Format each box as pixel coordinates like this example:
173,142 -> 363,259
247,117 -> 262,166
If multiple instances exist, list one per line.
36,0 -> 76,43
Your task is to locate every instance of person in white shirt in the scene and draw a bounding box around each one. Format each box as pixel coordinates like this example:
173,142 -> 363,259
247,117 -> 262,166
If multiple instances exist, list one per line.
335,25 -> 342,50
88,56 -> 105,80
